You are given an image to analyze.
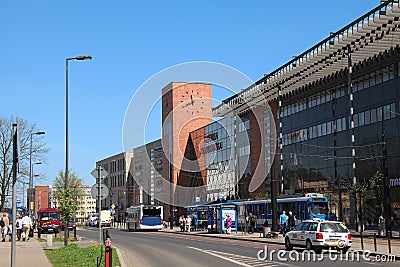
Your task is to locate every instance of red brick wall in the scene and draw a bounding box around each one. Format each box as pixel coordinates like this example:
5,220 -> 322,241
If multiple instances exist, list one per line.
34,186 -> 50,214
161,82 -> 212,207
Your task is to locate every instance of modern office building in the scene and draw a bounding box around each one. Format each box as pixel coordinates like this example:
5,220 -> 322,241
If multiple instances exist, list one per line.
209,1 -> 400,227
132,139 -> 164,206
96,152 -> 133,221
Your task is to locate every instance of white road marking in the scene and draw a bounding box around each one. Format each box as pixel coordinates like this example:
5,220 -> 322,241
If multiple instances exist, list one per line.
188,246 -> 253,267
187,246 -> 296,267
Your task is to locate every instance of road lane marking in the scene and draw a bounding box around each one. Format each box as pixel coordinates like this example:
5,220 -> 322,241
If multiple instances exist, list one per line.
188,246 -> 253,267
187,246 -> 296,267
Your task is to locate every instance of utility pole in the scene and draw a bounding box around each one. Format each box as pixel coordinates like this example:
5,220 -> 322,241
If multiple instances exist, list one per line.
382,131 -> 391,239
11,123 -> 18,267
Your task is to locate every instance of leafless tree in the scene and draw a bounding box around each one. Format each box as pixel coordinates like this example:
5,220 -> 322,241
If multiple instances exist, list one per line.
0,115 -> 48,211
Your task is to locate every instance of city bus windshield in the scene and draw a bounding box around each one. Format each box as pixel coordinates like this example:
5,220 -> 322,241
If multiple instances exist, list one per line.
308,202 -> 328,216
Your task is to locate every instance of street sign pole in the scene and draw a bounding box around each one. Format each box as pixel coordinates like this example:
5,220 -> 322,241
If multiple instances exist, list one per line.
98,166 -> 102,246
91,165 -> 108,246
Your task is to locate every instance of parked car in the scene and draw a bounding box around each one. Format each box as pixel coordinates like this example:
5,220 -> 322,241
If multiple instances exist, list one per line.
60,220 -> 76,231
284,219 -> 352,253
86,213 -> 98,226
88,217 -> 98,227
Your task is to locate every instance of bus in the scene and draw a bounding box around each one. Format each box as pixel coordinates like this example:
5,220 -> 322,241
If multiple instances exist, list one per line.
126,205 -> 163,231
184,193 -> 329,232
236,193 -> 329,230
8,205 -> 27,222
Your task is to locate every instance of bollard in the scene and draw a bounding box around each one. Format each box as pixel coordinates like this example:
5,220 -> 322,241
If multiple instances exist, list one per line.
387,232 -> 391,254
74,227 -> 77,238
373,233 -> 377,252
46,234 -> 52,248
360,231 -> 364,250
105,238 -> 112,267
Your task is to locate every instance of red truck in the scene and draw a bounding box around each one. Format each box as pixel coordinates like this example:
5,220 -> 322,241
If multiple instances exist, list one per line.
37,208 -> 61,238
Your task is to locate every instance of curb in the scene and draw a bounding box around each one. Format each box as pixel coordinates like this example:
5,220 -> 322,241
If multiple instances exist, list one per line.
114,245 -> 127,267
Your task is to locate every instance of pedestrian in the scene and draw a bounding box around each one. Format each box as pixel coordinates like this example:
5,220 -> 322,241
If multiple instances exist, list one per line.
185,215 -> 192,233
225,214 -> 233,234
16,215 -> 23,241
246,213 -> 252,233
179,215 -> 185,232
378,214 -> 385,237
250,213 -> 257,234
1,213 -> 10,242
287,211 -> 296,231
21,212 -> 32,241
280,211 -> 288,236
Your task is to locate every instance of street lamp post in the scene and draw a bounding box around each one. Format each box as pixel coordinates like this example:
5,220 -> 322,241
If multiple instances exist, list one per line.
29,131 -> 45,217
30,163 -> 41,214
65,55 -> 92,246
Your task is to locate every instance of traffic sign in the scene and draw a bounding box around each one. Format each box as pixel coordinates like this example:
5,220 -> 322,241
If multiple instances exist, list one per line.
91,184 -> 109,200
91,166 -> 109,179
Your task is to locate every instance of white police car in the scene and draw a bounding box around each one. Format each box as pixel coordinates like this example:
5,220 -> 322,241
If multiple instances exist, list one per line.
284,219 -> 352,252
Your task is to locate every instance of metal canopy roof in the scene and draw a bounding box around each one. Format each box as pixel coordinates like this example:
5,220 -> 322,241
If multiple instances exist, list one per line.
213,0 -> 400,117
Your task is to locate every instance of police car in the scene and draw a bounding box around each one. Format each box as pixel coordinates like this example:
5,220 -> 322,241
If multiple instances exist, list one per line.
284,219 -> 352,252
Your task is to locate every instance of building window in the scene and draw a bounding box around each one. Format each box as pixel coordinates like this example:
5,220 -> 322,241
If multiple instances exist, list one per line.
359,112 -> 365,127
371,108 -> 377,124
365,110 -> 371,125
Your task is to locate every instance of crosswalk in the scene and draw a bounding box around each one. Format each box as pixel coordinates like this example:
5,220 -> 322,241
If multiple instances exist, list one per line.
188,246 -> 297,267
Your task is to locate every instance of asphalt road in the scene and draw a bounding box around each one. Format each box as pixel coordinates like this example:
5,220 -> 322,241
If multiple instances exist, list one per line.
79,227 -> 398,267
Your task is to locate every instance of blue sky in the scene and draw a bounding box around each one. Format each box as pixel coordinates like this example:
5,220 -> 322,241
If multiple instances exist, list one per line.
0,0 -> 380,186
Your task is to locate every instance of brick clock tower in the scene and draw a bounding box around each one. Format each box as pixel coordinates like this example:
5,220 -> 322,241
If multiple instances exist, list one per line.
161,82 -> 212,215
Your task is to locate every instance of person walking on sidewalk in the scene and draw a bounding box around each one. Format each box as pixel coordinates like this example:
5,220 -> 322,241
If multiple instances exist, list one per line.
15,215 -> 23,241
1,213 -> 10,242
21,212 -> 32,241
249,213 -> 257,234
287,211 -> 296,232
280,211 -> 288,236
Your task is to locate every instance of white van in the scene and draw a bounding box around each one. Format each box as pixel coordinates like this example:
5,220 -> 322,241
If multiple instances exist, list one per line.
100,210 -> 111,227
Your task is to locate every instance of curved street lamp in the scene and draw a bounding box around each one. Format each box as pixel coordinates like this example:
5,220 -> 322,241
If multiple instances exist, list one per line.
65,55 -> 92,246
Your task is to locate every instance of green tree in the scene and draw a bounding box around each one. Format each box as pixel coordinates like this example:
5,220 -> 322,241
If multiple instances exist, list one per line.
0,116 -> 48,211
52,170 -> 83,245
367,171 -> 384,219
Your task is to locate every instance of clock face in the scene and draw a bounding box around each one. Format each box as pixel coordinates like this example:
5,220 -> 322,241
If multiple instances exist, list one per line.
181,90 -> 205,114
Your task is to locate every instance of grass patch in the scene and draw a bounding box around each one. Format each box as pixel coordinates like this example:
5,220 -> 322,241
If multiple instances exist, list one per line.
45,244 -> 121,267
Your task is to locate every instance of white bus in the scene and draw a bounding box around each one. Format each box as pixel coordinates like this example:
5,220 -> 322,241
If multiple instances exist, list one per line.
126,205 -> 163,231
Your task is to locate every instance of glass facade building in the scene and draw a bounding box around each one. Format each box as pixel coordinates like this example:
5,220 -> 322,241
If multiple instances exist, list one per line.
280,55 -> 400,225
190,115 -> 252,203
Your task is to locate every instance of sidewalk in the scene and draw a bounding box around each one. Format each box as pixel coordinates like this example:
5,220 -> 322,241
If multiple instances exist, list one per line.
0,237 -> 52,267
161,227 -> 400,259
